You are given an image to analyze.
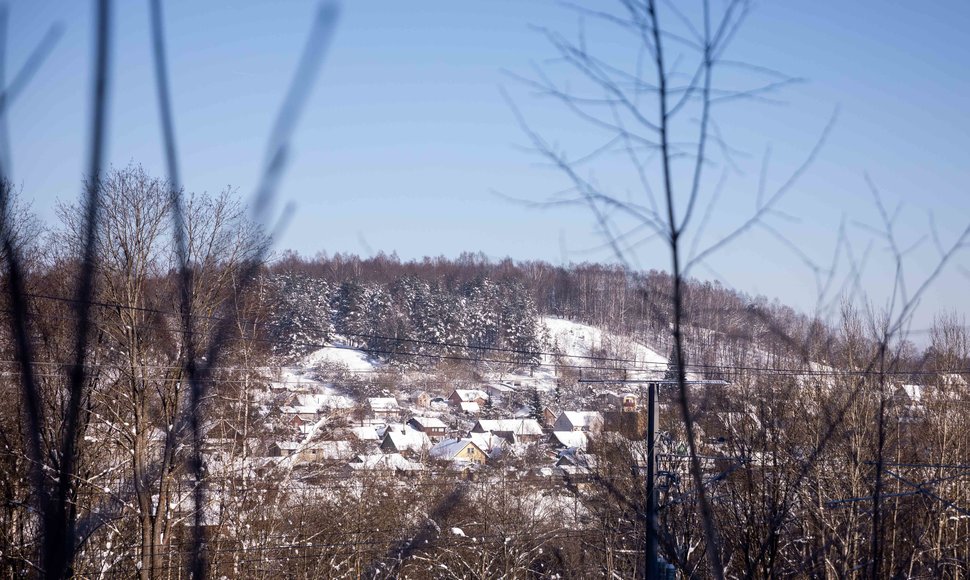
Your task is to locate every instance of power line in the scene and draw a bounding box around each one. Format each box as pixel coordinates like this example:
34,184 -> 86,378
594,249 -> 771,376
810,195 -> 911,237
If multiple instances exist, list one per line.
6,294 -> 970,378
15,291 -> 663,367
0,294 -> 970,377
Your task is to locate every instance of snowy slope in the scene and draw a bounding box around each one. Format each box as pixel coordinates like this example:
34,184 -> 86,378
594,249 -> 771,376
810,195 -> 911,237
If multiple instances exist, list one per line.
542,317 -> 668,379
270,367 -> 355,409
265,342 -> 378,408
303,342 -> 378,373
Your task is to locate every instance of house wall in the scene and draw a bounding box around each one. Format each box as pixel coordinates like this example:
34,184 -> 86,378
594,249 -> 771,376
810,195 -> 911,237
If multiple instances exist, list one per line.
457,443 -> 488,464
552,415 -> 580,431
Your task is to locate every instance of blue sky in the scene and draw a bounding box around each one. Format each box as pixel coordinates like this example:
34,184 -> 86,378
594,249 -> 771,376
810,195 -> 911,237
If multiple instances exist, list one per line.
7,0 -> 970,335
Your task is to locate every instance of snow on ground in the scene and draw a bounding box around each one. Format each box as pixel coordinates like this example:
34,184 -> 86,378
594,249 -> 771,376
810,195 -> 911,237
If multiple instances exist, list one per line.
271,367 -> 355,410
542,316 -> 668,379
266,342 -> 378,408
480,318 -> 672,390
303,342 -> 378,373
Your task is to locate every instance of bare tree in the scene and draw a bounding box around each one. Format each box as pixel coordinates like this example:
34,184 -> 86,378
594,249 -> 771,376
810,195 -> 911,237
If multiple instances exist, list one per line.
508,1 -> 970,577
55,164 -> 266,579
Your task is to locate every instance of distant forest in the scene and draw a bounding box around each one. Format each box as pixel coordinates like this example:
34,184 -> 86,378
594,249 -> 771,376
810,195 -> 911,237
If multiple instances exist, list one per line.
267,252 -> 955,381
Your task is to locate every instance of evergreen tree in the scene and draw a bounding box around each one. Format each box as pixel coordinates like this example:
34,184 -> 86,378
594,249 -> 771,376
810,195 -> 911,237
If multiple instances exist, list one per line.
465,276 -> 501,362
664,344 -> 681,380
266,273 -> 333,360
529,388 -> 543,422
500,280 -> 546,369
333,280 -> 368,341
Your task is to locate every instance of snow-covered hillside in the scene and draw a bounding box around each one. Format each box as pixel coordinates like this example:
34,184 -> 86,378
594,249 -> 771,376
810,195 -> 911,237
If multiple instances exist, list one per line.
303,342 -> 379,373
266,343 -> 379,410
542,316 -> 669,380
269,366 -> 355,409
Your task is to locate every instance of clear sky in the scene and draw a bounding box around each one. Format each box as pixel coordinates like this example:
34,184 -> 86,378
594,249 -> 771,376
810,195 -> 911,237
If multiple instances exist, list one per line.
7,0 -> 970,336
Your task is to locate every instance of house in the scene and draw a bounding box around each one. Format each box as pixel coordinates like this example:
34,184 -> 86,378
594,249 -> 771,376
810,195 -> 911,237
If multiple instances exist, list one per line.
349,425 -> 381,442
615,393 -> 638,412
412,391 -> 431,408
297,414 -> 319,434
550,430 -> 588,450
280,405 -> 316,419
484,382 -> 515,401
553,411 -> 604,433
555,448 -> 597,475
367,397 -> 402,421
429,438 -> 488,465
471,419 -> 544,444
380,425 -> 432,456
288,393 -> 338,413
458,401 -> 481,414
448,389 -> 489,407
542,407 -> 559,428
279,407 -> 320,434
203,418 -> 246,451
269,441 -> 300,457
270,440 -> 355,463
407,416 -> 448,439
896,384 -> 925,423
297,440 -> 354,463
469,432 -> 507,459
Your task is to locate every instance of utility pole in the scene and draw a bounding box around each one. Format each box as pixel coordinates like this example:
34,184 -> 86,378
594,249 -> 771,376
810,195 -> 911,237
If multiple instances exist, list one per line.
645,381 -> 658,580
580,378 -> 727,580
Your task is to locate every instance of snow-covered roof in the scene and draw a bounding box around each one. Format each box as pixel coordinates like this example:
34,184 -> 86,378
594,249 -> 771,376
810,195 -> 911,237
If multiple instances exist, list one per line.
551,431 -> 588,450
409,416 -> 447,430
348,453 -> 424,471
429,438 -> 485,461
469,432 -> 506,458
558,411 -> 603,428
382,426 -> 431,452
458,402 -> 481,414
275,441 -> 300,451
451,389 -> 489,402
350,426 -> 380,441
294,393 -> 335,410
512,406 -> 532,419
556,448 -> 597,471
473,419 -> 543,436
368,397 -> 400,411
